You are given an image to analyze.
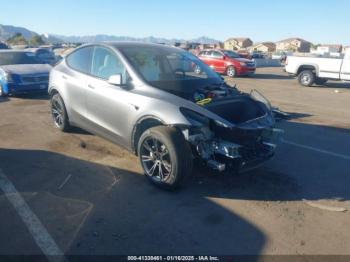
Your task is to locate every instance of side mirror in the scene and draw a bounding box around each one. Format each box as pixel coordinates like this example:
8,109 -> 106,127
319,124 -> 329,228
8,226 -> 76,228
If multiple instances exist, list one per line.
108,74 -> 122,86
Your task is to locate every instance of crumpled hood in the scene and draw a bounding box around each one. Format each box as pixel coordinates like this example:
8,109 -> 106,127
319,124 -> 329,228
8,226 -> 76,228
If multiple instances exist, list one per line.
1,64 -> 52,75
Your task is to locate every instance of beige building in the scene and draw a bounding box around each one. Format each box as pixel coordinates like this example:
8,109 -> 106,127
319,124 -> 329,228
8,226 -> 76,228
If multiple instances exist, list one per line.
249,42 -> 276,53
224,37 -> 253,50
198,42 -> 224,50
276,38 -> 311,52
317,44 -> 342,53
342,46 -> 350,54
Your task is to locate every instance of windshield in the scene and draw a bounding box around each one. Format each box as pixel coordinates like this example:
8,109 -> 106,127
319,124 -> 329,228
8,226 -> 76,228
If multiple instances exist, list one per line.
0,52 -> 41,65
223,50 -> 240,58
118,45 -> 222,87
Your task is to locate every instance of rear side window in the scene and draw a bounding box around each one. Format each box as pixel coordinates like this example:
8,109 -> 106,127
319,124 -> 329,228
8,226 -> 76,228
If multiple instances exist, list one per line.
66,46 -> 93,74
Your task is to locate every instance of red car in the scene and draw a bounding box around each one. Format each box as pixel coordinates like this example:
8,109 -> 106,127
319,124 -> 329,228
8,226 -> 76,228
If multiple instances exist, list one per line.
197,49 -> 256,77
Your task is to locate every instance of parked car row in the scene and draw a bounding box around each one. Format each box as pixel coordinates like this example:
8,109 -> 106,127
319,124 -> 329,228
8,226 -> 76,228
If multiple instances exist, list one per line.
0,50 -> 51,96
196,49 -> 256,77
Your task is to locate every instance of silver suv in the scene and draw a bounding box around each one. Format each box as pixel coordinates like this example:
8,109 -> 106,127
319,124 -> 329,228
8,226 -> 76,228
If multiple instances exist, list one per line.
49,42 -> 281,189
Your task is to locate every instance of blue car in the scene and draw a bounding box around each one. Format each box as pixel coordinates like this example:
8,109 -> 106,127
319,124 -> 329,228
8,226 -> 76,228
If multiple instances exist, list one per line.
0,50 -> 51,97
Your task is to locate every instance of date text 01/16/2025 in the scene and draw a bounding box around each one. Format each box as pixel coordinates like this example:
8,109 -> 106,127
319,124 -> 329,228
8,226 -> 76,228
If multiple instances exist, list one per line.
127,256 -> 220,261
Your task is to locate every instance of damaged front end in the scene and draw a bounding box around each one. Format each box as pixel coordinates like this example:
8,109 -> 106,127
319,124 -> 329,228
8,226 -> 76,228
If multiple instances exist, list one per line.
180,90 -> 283,173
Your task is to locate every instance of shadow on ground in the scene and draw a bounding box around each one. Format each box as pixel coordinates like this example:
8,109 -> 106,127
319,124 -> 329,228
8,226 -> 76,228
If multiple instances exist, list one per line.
0,97 -> 10,103
0,120 -> 349,256
12,93 -> 49,100
0,148 -> 265,256
249,73 -> 292,80
322,82 -> 350,89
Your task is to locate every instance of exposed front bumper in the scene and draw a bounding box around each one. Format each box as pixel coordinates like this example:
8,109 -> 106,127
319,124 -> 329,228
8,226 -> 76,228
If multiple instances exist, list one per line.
7,83 -> 48,94
191,127 -> 283,173
238,66 -> 256,76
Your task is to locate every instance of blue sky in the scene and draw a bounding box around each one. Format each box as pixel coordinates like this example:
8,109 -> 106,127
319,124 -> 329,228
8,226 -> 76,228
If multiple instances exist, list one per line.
1,0 -> 349,45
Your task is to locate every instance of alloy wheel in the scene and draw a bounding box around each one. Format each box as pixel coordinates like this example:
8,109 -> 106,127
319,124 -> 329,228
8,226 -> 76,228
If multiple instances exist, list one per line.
227,67 -> 235,77
51,96 -> 64,128
140,137 -> 172,182
301,74 -> 310,85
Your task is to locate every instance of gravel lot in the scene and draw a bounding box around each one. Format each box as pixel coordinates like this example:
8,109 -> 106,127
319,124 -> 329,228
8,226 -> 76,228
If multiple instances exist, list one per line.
0,67 -> 349,257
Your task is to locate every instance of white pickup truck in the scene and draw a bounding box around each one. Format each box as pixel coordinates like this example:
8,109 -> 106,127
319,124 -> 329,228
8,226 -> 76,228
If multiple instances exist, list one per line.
285,50 -> 350,86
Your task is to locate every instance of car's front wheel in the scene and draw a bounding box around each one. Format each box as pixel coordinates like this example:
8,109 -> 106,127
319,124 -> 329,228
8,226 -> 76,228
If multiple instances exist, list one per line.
50,93 -> 70,132
138,126 -> 193,190
226,66 -> 236,77
298,70 -> 315,86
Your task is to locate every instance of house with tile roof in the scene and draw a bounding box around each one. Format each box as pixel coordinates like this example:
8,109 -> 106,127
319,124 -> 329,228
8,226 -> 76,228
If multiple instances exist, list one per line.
276,38 -> 311,52
224,37 -> 253,50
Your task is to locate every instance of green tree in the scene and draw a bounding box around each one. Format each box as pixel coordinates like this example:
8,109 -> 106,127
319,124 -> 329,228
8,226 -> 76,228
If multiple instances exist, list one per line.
29,35 -> 45,47
6,33 -> 28,46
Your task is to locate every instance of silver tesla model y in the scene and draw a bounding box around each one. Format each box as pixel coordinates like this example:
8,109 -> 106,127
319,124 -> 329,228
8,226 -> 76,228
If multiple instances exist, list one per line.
49,42 -> 282,189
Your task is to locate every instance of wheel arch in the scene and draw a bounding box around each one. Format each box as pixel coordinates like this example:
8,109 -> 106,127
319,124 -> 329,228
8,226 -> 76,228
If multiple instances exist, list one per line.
48,86 -> 61,97
297,64 -> 319,76
131,116 -> 166,155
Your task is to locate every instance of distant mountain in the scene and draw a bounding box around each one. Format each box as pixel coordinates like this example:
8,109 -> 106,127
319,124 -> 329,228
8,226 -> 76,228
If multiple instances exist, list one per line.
190,36 -> 220,44
0,24 -> 221,44
0,24 -> 37,41
51,34 -> 220,44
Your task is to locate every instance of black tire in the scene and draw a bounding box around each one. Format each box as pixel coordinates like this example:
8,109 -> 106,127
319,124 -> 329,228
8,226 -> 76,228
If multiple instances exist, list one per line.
50,93 -> 70,132
298,70 -> 315,87
226,66 -> 236,77
0,84 -> 7,97
315,78 -> 328,85
137,126 -> 193,190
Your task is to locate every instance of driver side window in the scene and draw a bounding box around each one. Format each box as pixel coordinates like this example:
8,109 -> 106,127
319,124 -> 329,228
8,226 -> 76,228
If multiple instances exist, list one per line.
91,46 -> 126,82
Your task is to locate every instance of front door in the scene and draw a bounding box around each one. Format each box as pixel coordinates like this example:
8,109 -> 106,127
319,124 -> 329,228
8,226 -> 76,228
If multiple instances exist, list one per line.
208,50 -> 226,73
85,46 -> 137,147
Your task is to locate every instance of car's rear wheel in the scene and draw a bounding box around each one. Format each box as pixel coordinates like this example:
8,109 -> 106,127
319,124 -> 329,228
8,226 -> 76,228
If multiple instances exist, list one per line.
50,93 -> 70,132
298,70 -> 315,86
226,66 -> 236,77
138,126 -> 193,190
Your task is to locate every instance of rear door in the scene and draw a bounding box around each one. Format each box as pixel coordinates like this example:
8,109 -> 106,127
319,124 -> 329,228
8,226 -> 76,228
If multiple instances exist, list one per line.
340,52 -> 350,80
198,51 -> 210,65
64,46 -> 94,125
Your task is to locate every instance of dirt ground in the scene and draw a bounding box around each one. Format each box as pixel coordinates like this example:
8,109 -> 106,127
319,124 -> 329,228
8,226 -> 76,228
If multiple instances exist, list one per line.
0,67 -> 349,258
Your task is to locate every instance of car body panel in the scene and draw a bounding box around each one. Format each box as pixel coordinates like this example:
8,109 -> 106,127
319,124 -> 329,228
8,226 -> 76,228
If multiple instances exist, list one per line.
49,42 -> 279,172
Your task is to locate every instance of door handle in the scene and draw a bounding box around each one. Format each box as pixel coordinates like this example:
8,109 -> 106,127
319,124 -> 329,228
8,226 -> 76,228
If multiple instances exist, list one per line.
87,84 -> 95,89
62,75 -> 67,80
